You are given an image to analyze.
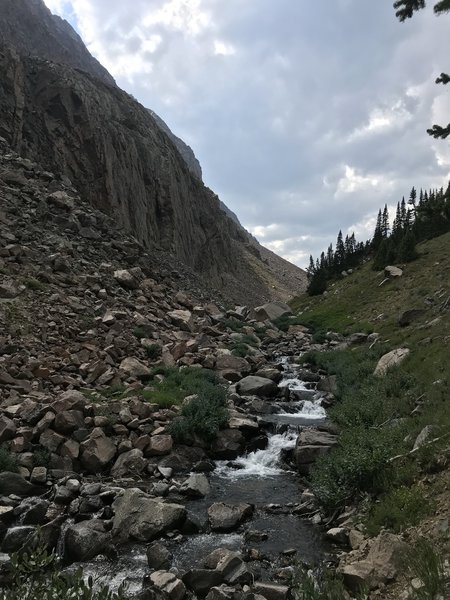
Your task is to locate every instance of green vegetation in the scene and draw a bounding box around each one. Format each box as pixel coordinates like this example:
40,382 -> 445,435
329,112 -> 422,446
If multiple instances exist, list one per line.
145,343 -> 162,360
402,539 -> 449,600
0,546 -> 126,600
32,447 -> 52,468
366,486 -> 432,536
223,318 -> 246,332
293,565 -> 365,600
143,367 -> 222,408
132,327 -> 146,339
0,447 -> 18,473
23,277 -> 47,292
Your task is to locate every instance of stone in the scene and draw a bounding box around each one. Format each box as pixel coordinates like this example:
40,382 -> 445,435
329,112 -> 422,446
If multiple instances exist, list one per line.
0,416 -> 16,443
114,269 -> 139,289
180,473 -> 210,498
1,526 -> 35,553
413,425 -> 434,450
374,348 -> 410,376
80,428 -> 116,473
228,417 -> 259,435
208,503 -> 253,532
0,472 -> 38,496
316,375 -> 338,395
112,488 -> 186,543
119,357 -> 149,379
349,529 -> 365,550
16,498 -> 49,525
215,355 -> 251,375
236,376 -> 278,397
210,429 -> 245,460
146,542 -> 172,570
183,570 -> 223,596
340,532 -> 408,592
398,309 -> 426,327
252,582 -> 290,600
54,410 -> 84,434
111,449 -> 146,478
326,527 -> 349,545
150,571 -> 186,600
294,428 -> 338,475
214,550 -> 252,585
46,191 -> 75,211
39,429 -> 65,452
146,435 -> 173,456
384,265 -> 403,278
30,466 -> 47,484
253,302 -> 292,322
64,519 -> 113,561
167,310 -> 194,332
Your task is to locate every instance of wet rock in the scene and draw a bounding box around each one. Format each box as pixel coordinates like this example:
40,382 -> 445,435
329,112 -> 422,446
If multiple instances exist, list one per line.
64,519 -> 113,561
205,586 -> 238,600
374,348 -> 410,376
16,498 -> 49,525
0,472 -> 38,496
214,550 -> 252,585
183,569 -> 223,596
112,488 -> 186,543
146,542 -> 172,570
111,449 -> 146,478
236,376 -> 278,398
180,473 -> 210,498
252,582 -> 290,600
208,502 -> 254,532
150,571 -> 186,600
2,526 -> 35,552
210,429 -> 245,460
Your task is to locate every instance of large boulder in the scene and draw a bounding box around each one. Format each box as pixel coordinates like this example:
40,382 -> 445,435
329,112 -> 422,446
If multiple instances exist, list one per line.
294,428 -> 338,475
64,519 -> 113,562
0,472 -> 41,496
180,473 -> 210,498
119,357 -> 149,379
340,532 -> 408,591
114,269 -> 139,289
167,310 -> 194,332
112,488 -> 186,543
236,376 -> 278,398
374,348 -> 410,376
111,449 -> 146,478
0,416 -> 16,443
80,428 -> 116,473
208,503 -> 253,532
215,355 -> 251,376
384,265 -> 403,278
150,571 -> 186,600
253,302 -> 292,322
210,430 -> 245,460
183,570 -> 223,596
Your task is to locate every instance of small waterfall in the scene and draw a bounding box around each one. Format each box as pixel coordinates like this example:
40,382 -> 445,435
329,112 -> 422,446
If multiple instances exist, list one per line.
215,429 -> 297,478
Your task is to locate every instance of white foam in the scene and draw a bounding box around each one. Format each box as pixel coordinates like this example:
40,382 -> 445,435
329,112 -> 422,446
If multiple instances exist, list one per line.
278,400 -> 326,420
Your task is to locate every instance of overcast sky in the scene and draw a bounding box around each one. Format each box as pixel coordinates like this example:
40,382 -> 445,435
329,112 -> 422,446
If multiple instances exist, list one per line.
43,0 -> 450,267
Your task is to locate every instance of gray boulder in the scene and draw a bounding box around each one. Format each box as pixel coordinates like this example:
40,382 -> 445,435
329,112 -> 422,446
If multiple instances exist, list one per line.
253,302 -> 292,322
208,503 -> 253,532
2,526 -> 35,552
80,428 -> 116,473
64,519 -> 113,561
180,473 -> 210,498
0,472 -> 41,496
147,542 -> 172,570
150,571 -> 186,600
236,376 -> 278,397
111,449 -> 146,478
294,428 -> 338,475
374,348 -> 410,376
112,488 -> 186,543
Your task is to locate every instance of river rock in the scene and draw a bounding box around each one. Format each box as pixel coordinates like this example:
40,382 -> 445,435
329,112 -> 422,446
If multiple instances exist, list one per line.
64,519 -> 113,561
252,582 -> 290,600
80,428 -> 116,473
150,571 -> 186,600
1,526 -> 35,552
253,302 -> 292,322
16,498 -> 49,525
210,429 -> 245,460
294,428 -> 338,475
183,570 -> 223,596
180,473 -> 210,498
147,542 -> 172,570
112,488 -> 186,543
254,367 -> 282,383
236,376 -> 278,398
111,448 -> 146,478
0,472 -> 40,496
374,348 -> 410,376
214,550 -> 252,585
316,375 -> 337,395
208,502 -> 253,532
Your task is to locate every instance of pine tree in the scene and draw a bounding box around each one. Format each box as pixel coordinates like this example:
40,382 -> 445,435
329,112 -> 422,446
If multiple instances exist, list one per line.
372,209 -> 384,250
382,205 -> 390,237
398,229 -> 418,262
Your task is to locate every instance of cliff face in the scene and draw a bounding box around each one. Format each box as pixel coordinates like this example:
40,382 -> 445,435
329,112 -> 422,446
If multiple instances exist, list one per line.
0,0 -> 307,304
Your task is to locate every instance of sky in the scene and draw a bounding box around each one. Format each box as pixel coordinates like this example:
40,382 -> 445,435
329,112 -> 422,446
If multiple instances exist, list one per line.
43,0 -> 450,268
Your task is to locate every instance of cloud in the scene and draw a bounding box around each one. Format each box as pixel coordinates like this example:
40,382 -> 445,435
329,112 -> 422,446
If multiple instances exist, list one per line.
43,0 -> 450,267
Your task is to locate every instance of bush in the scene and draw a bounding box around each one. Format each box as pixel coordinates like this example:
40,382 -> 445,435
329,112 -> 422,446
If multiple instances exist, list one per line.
32,447 -> 51,468
145,343 -> 162,360
0,447 -> 18,473
132,327 -> 146,339
143,367 -> 221,408
402,539 -> 448,600
293,565 -> 365,600
0,546 -> 126,600
366,486 -> 431,536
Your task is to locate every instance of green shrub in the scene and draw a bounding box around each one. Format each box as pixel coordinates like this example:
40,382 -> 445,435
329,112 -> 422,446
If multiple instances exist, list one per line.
145,343 -> 162,360
23,277 -> 46,292
223,318 -> 246,332
132,327 -> 146,339
366,486 -> 431,536
293,565 -> 365,600
402,539 -> 448,600
32,447 -> 51,468
0,546 -> 126,600
143,367 -> 221,408
231,342 -> 250,357
0,447 -> 18,473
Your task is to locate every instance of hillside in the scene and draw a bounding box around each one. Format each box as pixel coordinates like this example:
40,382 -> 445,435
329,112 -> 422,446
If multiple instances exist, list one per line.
288,233 -> 450,597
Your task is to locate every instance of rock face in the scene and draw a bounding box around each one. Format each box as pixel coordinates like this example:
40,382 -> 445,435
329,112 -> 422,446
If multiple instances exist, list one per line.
0,5 -> 306,304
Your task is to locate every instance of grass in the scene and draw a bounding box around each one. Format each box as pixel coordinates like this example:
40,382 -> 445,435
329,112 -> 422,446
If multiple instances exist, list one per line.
402,539 -> 448,600
293,565 -> 366,600
294,233 -> 450,515
23,277 -> 47,292
366,486 -> 432,536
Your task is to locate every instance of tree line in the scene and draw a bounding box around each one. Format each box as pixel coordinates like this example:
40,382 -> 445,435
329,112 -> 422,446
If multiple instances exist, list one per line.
306,181 -> 450,295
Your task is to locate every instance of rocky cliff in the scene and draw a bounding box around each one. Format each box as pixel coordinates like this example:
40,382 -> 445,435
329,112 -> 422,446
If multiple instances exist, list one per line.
0,0 -> 307,305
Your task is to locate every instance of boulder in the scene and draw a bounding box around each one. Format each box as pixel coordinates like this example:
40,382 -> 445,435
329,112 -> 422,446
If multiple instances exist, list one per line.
210,430 -> 245,460
183,570 -> 223,596
54,410 -> 84,434
384,265 -> 403,278
111,449 -> 146,478
16,498 -> 50,525
64,519 -> 113,562
340,532 -> 408,591
252,582 -> 290,600
112,488 -> 186,543
374,348 -> 410,376
180,473 -> 210,498
119,357 -> 149,379
294,428 -> 338,475
146,435 -> 173,457
46,190 -> 75,211
208,503 -> 253,532
147,542 -> 172,570
236,376 -> 278,397
0,472 -> 40,496
215,355 -> 251,375
0,417 -> 16,443
1,526 -> 35,553
114,269 -> 139,289
150,571 -> 186,600
316,375 -> 338,395
398,309 -> 425,327
167,310 -> 194,332
80,428 -> 116,473
253,302 -> 292,322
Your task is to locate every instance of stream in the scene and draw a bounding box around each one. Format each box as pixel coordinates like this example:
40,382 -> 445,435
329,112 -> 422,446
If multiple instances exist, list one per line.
73,357 -> 330,594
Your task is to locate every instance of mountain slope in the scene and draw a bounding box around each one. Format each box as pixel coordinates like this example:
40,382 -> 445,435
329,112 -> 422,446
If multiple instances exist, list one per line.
0,0 -> 306,305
